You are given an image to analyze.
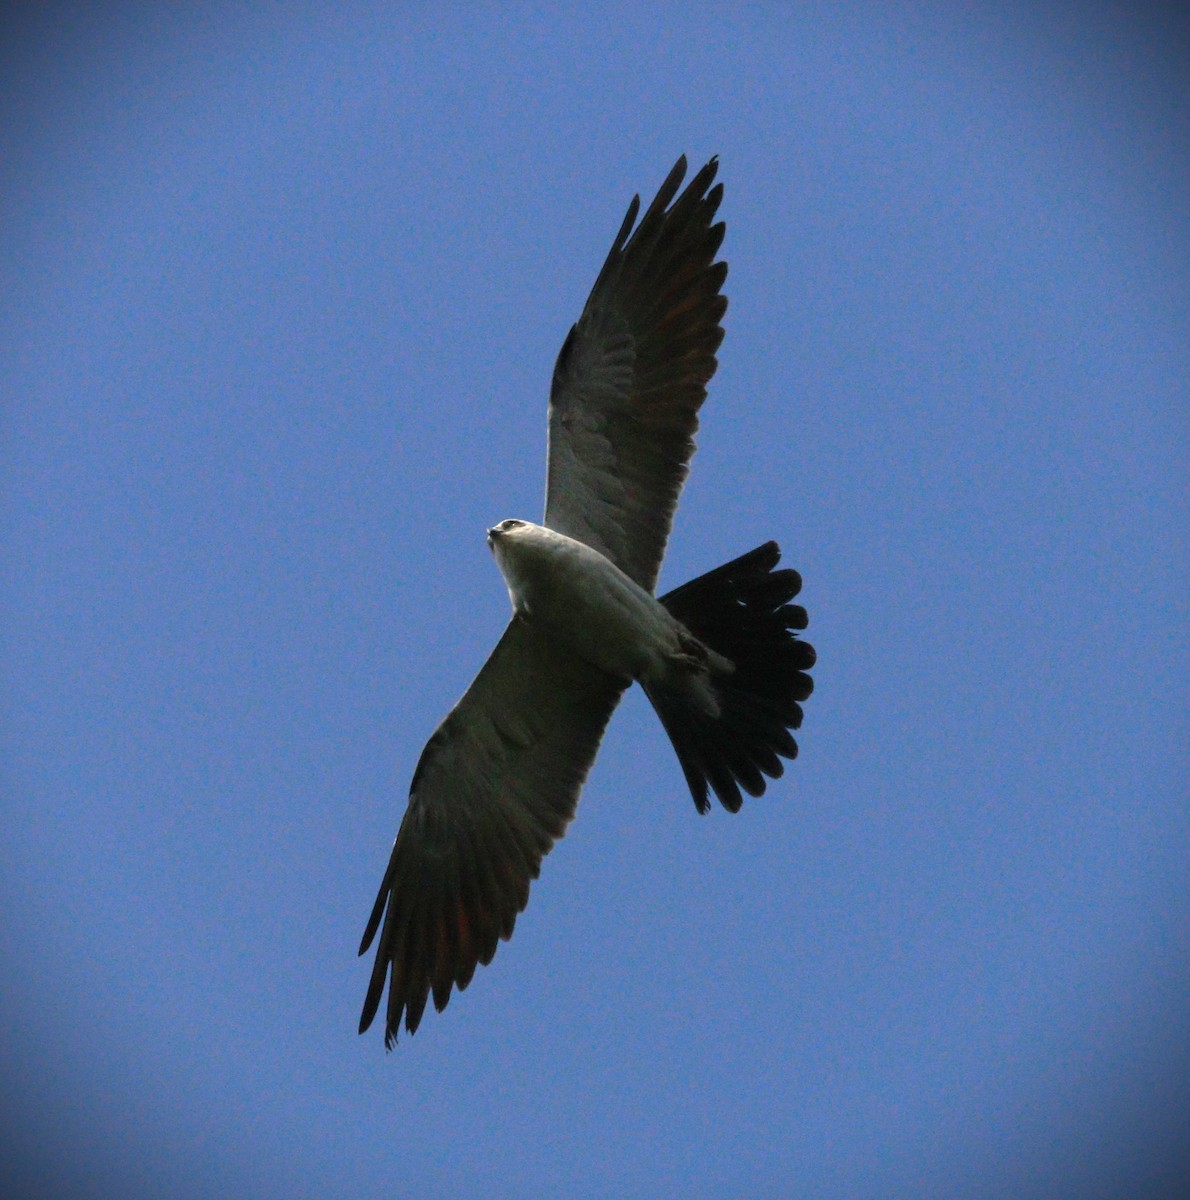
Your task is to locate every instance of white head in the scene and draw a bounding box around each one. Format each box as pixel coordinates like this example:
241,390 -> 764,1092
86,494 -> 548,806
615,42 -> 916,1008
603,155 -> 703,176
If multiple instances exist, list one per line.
486,518 -> 545,611
485,518 -> 532,549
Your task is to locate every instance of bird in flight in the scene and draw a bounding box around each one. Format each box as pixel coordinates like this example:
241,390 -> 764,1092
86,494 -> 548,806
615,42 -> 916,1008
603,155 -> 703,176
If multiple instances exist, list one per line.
359,156 -> 816,1047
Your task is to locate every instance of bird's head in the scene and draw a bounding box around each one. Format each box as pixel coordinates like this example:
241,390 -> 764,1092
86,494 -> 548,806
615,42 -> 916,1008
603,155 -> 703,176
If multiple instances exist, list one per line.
486,517 -> 532,551
486,519 -> 548,614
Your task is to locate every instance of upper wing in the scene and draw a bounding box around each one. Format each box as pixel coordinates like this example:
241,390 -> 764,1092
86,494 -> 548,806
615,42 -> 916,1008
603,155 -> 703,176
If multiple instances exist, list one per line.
545,155 -> 727,593
358,616 -> 625,1046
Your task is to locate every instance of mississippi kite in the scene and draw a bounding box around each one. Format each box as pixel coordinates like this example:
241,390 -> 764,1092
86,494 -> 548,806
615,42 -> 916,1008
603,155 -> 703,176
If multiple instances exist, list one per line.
359,156 -> 816,1046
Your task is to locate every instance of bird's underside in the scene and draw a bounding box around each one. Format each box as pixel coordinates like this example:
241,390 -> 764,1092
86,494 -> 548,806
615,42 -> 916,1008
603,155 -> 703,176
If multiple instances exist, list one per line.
358,156 -> 816,1047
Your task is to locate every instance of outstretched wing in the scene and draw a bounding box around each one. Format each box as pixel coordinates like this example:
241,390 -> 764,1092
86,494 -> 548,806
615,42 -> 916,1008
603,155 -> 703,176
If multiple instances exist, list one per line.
359,617 -> 625,1046
545,155 -> 727,593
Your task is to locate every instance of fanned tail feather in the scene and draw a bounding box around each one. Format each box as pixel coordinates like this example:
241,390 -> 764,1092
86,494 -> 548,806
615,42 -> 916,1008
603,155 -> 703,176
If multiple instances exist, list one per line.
645,542 -> 815,814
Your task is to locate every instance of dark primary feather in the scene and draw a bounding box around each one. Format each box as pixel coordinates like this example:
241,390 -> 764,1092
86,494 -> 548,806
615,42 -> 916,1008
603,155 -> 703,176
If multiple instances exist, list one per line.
545,155 -> 727,592
358,618 -> 625,1047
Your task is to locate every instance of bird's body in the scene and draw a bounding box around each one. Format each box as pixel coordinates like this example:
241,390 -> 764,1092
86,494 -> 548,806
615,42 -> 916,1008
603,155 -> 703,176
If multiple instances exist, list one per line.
488,519 -> 726,693
359,156 -> 816,1046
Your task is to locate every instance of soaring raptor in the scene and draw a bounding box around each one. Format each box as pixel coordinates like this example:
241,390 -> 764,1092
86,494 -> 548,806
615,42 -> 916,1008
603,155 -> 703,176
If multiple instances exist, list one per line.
359,157 -> 815,1046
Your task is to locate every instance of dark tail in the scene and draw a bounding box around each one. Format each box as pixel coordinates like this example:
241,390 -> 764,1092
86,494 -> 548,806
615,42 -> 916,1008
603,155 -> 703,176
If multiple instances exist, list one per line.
644,542 -> 815,814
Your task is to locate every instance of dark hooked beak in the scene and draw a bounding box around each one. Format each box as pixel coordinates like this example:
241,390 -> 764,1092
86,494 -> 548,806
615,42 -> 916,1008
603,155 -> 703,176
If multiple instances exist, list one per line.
486,527 -> 499,549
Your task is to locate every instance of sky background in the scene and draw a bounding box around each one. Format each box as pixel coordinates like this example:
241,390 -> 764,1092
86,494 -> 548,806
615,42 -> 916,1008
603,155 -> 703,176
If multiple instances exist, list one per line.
2,3 -> 1188,1197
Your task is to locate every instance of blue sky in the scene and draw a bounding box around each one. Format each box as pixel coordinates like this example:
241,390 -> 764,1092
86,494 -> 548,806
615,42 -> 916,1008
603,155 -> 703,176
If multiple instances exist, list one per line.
2,3 -> 1187,1197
